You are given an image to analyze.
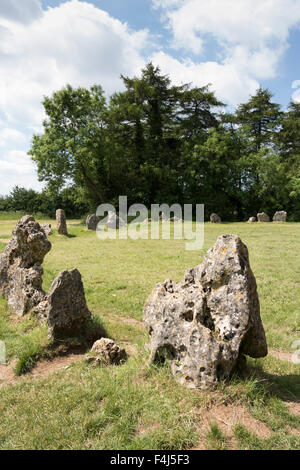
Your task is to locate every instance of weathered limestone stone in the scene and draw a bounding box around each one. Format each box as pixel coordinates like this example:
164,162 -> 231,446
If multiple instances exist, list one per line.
43,269 -> 93,341
86,338 -> 127,365
106,211 -> 126,229
0,215 -> 51,316
143,234 -> 267,389
210,213 -> 222,223
248,217 -> 256,223
257,212 -> 270,222
41,223 -> 53,236
86,214 -> 100,230
273,211 -> 287,222
56,209 -> 68,235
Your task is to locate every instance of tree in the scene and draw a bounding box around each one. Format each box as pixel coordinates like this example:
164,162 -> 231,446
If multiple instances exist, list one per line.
235,87 -> 282,152
29,84 -> 108,205
108,63 -> 223,205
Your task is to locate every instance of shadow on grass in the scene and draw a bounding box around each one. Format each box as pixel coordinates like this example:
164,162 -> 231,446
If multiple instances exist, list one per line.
234,362 -> 300,405
16,316 -> 108,376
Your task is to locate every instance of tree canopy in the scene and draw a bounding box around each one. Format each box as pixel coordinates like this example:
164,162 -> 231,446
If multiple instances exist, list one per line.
25,63 -> 300,221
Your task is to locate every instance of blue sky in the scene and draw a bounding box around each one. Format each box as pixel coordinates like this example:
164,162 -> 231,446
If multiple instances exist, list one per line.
1,0 -> 300,195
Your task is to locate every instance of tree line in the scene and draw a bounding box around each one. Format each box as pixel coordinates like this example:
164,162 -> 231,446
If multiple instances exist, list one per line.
2,63 -> 300,220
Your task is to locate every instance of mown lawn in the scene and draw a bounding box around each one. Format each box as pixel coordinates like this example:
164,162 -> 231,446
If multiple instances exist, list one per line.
0,217 -> 299,450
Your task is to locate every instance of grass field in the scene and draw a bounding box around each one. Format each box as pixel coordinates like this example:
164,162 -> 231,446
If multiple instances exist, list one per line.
0,217 -> 299,450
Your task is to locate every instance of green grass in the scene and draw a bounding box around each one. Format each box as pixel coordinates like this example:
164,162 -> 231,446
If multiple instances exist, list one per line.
0,217 -> 299,449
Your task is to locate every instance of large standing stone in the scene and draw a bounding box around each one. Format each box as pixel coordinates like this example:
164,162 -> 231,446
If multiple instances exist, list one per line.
210,213 -> 222,223
257,212 -> 270,222
56,209 -> 68,235
86,214 -> 100,230
273,211 -> 287,222
0,215 -> 51,316
143,234 -> 267,389
43,269 -> 93,341
106,211 -> 126,229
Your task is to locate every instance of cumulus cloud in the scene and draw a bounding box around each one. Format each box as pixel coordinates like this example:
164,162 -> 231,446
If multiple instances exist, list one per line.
291,81 -> 300,103
0,128 -> 27,148
152,0 -> 300,104
0,0 -> 150,194
154,0 -> 300,51
150,51 -> 259,106
0,0 -> 42,24
0,150 -> 44,194
0,0 -> 149,126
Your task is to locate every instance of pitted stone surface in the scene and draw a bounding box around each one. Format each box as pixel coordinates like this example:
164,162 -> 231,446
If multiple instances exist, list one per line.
143,234 -> 267,389
0,216 -> 51,316
86,338 -> 127,365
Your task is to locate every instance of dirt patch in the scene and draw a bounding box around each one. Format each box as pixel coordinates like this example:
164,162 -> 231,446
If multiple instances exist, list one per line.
193,402 -> 272,450
118,340 -> 138,357
286,426 -> 300,437
286,401 -> 300,417
29,354 -> 83,379
109,314 -> 144,329
269,348 -> 294,363
0,354 -> 83,389
0,338 -> 137,389
136,421 -> 160,436
0,359 -> 19,388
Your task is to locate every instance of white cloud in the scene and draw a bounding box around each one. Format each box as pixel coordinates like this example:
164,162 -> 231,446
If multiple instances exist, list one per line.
0,0 -> 150,194
0,0 -> 42,24
291,81 -> 300,103
153,0 -> 300,104
154,0 -> 300,51
0,128 -> 27,148
150,52 -> 259,106
0,0 -> 149,127
0,150 -> 44,194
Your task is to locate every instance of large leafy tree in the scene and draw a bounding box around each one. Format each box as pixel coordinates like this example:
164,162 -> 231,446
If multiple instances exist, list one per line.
235,87 -> 282,152
108,63 -> 223,205
29,84 -> 108,205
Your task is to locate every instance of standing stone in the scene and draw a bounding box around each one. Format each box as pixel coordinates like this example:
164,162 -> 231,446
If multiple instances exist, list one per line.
0,215 -> 51,316
248,217 -> 256,223
41,223 -> 53,236
86,214 -> 100,230
44,269 -> 93,341
106,211 -> 126,229
273,211 -> 287,222
56,209 -> 68,235
143,234 -> 267,389
257,212 -> 270,222
210,213 -> 222,223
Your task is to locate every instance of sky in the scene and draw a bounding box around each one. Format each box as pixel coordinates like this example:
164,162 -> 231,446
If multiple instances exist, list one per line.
1,0 -> 300,195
